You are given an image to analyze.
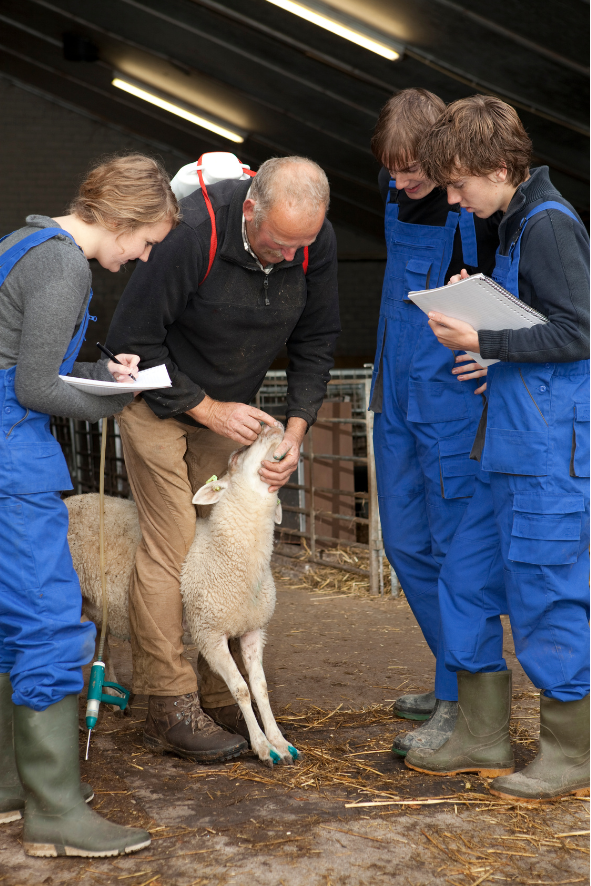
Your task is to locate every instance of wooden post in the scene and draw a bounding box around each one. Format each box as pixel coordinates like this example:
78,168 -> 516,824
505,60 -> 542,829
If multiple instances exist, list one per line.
365,379 -> 383,596
308,425 -> 316,559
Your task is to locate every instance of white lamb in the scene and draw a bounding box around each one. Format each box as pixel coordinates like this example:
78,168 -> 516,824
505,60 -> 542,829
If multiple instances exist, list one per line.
66,421 -> 298,767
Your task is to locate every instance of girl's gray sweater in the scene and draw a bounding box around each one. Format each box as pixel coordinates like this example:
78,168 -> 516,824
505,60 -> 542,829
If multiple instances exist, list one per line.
0,215 -> 132,421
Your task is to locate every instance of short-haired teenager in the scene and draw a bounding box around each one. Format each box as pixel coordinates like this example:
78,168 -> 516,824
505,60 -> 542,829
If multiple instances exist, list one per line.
405,95 -> 590,802
369,89 -> 502,757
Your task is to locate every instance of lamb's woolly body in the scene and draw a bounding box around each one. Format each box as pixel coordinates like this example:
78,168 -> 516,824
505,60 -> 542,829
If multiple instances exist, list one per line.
66,494 -> 140,640
182,478 -> 276,645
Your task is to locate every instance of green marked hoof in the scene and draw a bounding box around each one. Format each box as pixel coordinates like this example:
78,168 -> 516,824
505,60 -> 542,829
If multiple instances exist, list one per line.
270,750 -> 281,764
288,745 -> 299,760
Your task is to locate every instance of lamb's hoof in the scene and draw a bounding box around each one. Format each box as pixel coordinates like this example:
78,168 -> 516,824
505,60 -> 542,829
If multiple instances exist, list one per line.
270,750 -> 281,765
288,744 -> 299,761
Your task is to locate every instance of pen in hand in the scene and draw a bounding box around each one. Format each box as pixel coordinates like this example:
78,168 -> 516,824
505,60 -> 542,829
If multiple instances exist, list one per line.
96,342 -> 138,381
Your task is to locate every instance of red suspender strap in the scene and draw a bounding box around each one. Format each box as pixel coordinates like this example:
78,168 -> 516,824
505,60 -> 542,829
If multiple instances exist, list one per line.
303,246 -> 309,275
198,164 -> 217,285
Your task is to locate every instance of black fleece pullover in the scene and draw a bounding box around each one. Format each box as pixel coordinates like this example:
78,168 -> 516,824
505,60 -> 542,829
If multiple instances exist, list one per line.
478,166 -> 590,364
107,178 -> 340,428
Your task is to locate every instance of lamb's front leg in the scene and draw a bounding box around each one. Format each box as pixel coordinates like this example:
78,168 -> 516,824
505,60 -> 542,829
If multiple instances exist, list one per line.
240,629 -> 299,765
205,636 -> 281,767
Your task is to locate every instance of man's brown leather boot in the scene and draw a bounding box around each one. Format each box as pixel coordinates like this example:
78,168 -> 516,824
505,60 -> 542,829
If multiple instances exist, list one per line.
143,693 -> 248,762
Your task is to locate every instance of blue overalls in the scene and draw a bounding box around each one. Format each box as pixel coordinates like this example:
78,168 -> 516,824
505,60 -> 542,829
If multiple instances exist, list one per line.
0,229 -> 96,710
372,183 -> 487,701
438,202 -> 590,702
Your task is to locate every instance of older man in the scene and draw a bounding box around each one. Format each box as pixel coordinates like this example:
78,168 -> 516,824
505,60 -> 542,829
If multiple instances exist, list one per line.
107,156 -> 339,762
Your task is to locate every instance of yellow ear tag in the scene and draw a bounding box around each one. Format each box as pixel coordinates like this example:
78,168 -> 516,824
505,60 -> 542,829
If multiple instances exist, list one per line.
213,486 -> 221,492
205,475 -> 218,484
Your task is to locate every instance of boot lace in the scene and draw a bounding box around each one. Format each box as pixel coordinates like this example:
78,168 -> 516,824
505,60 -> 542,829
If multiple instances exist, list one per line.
175,692 -> 220,735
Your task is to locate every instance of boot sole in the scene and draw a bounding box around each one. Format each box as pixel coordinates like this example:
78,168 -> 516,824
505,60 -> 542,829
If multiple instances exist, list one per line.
488,785 -> 590,804
0,810 -> 22,824
24,839 -> 151,857
393,711 -> 432,721
143,733 -> 246,763
406,761 -> 515,778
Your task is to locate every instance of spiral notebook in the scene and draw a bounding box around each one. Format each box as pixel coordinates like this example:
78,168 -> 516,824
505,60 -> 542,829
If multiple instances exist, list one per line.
408,273 -> 548,367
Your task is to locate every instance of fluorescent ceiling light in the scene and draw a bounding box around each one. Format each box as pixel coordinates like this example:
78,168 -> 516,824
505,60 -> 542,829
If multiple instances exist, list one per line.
264,0 -> 403,60
112,75 -> 245,143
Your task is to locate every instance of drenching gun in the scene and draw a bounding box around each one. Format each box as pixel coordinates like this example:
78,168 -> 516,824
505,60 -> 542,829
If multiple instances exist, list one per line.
84,418 -> 131,760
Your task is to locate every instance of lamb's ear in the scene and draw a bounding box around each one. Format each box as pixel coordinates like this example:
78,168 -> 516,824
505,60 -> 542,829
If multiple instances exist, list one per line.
192,476 -> 229,506
274,497 -> 283,525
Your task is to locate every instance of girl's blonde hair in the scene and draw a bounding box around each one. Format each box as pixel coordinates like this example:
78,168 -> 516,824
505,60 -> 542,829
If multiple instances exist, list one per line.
69,154 -> 181,233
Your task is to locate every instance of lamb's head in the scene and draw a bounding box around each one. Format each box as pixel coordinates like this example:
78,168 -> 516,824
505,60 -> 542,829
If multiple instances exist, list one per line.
192,421 -> 285,523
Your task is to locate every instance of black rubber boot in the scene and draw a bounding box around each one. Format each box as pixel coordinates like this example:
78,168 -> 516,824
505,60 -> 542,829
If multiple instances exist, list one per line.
0,675 -> 93,824
490,693 -> 590,802
14,695 -> 151,857
405,670 -> 514,777
391,699 -> 457,757
393,690 -> 436,721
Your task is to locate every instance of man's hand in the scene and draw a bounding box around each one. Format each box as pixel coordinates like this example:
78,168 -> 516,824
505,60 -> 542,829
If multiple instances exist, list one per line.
428,312 -> 480,353
452,353 -> 488,395
187,395 -> 277,445
259,417 -> 307,493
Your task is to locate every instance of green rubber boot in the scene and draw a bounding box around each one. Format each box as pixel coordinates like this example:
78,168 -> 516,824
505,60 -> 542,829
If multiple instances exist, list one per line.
0,674 -> 94,824
0,673 -> 23,824
14,694 -> 151,857
405,670 -> 514,778
490,693 -> 590,802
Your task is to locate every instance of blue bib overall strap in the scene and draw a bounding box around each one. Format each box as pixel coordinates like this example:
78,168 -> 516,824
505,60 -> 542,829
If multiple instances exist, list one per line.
372,183 -> 488,703
0,227 -> 96,710
441,200 -> 590,702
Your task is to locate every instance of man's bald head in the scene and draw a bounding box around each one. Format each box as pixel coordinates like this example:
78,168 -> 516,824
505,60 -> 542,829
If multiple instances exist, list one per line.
246,156 -> 330,228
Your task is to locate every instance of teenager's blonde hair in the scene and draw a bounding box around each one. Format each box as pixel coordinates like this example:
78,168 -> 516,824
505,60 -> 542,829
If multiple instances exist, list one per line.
371,88 -> 445,172
69,154 -> 181,233
418,95 -> 532,187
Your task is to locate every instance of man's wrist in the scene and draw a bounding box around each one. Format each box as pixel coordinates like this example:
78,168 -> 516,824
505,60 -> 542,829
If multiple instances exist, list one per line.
285,416 -> 307,447
187,394 -> 215,425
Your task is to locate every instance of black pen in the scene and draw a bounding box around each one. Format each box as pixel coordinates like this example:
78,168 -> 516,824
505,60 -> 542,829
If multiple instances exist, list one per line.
96,342 -> 138,381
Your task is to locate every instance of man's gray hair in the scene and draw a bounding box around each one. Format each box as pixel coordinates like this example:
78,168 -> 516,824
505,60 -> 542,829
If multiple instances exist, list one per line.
248,156 -> 330,226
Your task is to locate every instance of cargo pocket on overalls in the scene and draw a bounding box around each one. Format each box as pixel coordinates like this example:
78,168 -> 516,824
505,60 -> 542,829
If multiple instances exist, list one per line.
509,493 -> 585,565
8,442 -> 73,494
571,401 -> 590,478
438,434 -> 479,499
404,258 -> 433,294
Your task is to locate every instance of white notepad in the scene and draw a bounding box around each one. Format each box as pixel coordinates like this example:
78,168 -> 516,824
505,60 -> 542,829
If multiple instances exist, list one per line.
59,363 -> 172,396
408,273 -> 548,367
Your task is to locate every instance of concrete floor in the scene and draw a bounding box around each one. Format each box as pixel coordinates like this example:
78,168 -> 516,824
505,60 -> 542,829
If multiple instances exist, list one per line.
1,577 -> 589,886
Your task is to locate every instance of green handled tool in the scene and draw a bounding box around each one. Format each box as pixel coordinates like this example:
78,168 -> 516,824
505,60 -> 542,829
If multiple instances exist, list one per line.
84,418 -> 131,760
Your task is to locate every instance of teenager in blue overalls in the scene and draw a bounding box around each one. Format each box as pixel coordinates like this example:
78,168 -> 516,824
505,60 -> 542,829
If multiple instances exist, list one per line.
405,95 -> 590,802
0,154 -> 177,856
369,89 -> 503,756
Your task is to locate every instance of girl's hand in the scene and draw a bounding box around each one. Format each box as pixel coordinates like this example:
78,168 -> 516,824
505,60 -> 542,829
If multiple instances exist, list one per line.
447,268 -> 470,286
108,353 -> 140,382
428,312 -> 480,352
452,353 -> 487,395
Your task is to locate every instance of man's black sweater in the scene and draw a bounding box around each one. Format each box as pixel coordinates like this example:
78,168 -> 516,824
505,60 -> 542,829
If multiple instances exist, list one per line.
478,166 -> 590,363
107,178 -> 340,428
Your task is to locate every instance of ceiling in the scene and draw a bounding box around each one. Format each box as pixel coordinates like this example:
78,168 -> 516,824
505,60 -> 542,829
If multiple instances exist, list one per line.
1,0 -> 588,240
